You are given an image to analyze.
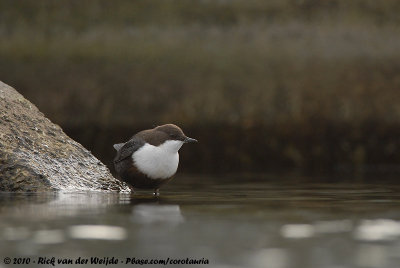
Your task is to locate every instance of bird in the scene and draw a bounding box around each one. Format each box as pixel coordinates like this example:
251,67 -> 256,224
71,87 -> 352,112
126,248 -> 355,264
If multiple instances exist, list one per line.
113,124 -> 197,195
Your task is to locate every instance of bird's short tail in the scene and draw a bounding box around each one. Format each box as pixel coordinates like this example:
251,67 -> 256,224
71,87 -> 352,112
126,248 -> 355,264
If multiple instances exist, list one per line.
113,143 -> 125,151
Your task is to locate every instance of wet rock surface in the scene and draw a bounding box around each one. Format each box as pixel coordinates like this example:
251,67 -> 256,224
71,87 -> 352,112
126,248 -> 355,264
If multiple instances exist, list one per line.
0,81 -> 129,192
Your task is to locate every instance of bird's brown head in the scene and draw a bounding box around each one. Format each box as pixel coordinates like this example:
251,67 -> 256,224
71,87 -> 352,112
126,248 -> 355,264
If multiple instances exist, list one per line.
155,124 -> 197,143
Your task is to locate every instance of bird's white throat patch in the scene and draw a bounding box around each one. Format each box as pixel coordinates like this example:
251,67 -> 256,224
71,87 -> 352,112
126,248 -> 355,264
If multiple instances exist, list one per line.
132,140 -> 183,179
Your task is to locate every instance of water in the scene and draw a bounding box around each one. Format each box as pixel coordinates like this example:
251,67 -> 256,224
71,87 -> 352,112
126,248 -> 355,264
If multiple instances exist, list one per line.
1,175 -> 400,268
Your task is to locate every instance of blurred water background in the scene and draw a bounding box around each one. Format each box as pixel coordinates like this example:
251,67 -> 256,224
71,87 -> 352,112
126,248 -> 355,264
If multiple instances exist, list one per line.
1,0 -> 399,177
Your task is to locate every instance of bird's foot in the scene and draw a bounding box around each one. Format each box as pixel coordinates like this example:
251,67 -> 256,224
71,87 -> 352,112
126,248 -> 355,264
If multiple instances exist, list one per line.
153,189 -> 160,196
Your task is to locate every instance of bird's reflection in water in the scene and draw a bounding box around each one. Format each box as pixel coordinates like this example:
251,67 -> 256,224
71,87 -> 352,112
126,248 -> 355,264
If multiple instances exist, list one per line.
131,202 -> 184,225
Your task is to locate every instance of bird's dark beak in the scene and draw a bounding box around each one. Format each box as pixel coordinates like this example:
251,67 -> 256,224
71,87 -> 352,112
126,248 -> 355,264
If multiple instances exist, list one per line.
184,137 -> 198,143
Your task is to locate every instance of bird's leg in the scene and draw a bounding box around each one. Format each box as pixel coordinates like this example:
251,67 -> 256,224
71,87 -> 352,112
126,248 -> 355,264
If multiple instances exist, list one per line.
128,185 -> 135,195
153,188 -> 160,196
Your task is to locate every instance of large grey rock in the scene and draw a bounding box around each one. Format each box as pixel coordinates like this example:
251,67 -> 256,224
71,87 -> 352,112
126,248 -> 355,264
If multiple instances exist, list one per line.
0,81 -> 130,192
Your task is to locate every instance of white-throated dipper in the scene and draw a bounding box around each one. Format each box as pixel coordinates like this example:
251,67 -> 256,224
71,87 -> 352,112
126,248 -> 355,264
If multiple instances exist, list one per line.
113,124 -> 197,195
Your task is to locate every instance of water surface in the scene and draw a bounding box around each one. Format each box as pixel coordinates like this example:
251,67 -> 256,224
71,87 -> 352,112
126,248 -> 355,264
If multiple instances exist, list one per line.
1,175 -> 400,268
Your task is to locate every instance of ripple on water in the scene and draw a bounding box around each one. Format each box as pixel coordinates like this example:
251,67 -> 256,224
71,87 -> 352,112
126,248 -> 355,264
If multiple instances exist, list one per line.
33,229 -> 65,244
354,219 -> 400,241
280,224 -> 315,239
280,219 -> 354,240
2,227 -> 30,241
68,225 -> 127,241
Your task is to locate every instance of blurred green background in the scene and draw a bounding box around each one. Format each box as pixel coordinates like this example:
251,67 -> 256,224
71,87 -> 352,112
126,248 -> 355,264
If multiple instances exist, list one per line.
1,0 -> 400,176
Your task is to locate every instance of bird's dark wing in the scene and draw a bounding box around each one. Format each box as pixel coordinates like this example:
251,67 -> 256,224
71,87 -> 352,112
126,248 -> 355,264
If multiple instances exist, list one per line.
113,137 -> 144,163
